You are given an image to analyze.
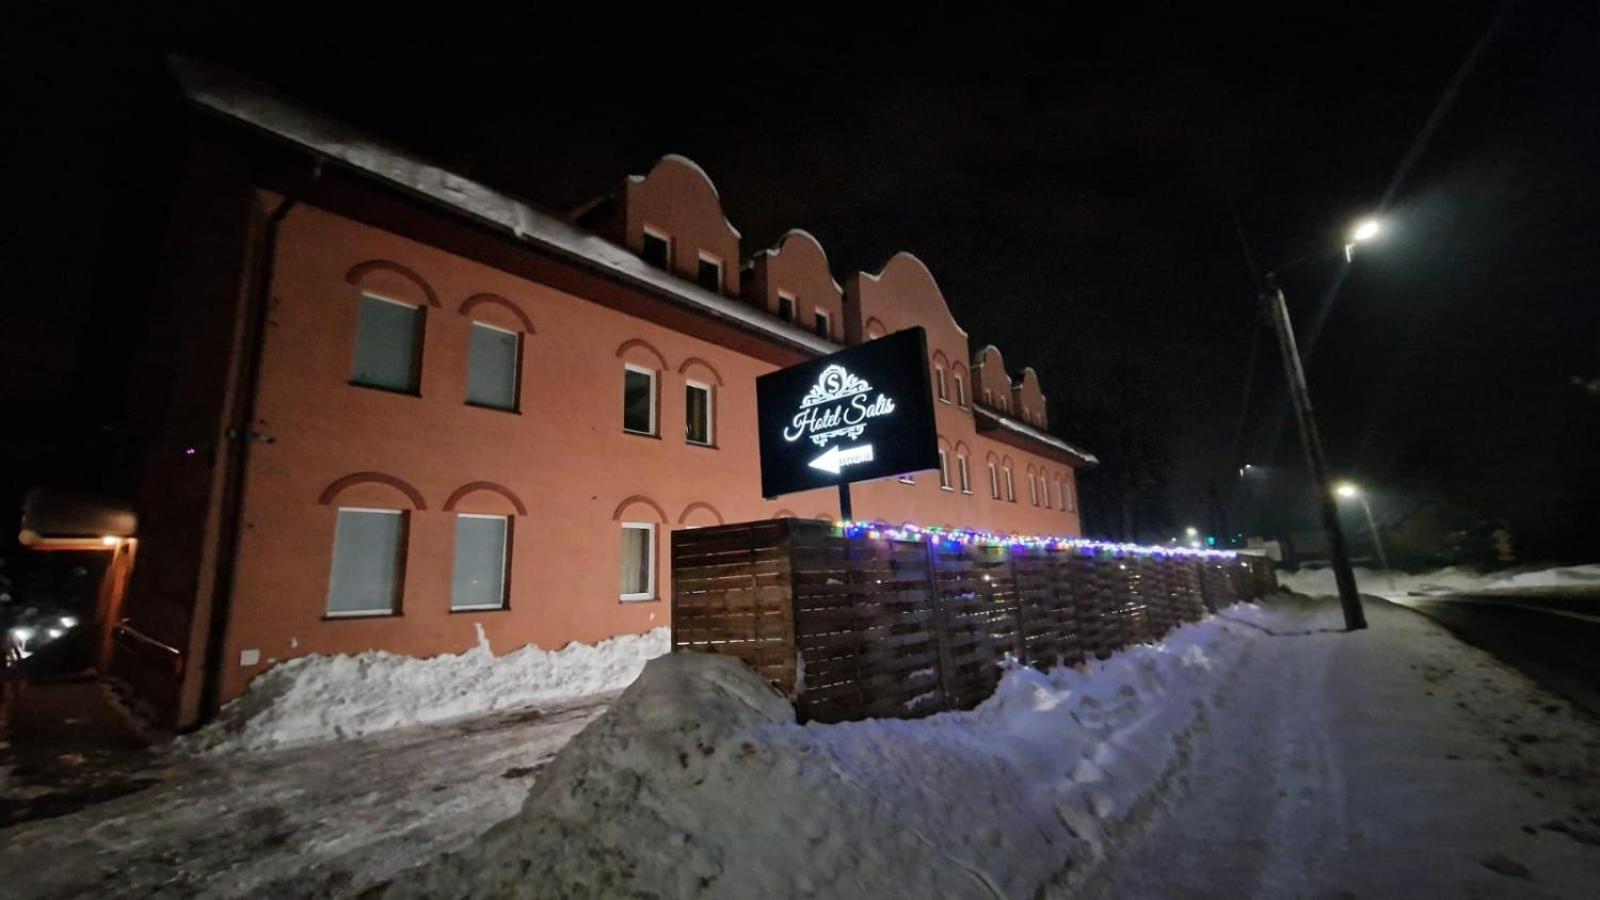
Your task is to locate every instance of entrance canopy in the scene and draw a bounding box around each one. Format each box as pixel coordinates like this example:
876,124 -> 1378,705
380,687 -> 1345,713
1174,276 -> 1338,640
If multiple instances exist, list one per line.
18,489 -> 137,550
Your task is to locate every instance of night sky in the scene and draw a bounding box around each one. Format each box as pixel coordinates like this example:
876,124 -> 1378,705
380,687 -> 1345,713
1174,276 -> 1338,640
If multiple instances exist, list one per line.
3,4 -> 1596,559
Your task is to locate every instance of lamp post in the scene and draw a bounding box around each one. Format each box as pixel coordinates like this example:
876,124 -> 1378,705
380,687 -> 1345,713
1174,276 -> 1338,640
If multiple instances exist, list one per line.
1262,216 -> 1383,631
1337,482 -> 1394,592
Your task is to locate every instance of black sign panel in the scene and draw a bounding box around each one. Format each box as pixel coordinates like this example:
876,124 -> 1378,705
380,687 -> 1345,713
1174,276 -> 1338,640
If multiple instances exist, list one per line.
757,326 -> 940,499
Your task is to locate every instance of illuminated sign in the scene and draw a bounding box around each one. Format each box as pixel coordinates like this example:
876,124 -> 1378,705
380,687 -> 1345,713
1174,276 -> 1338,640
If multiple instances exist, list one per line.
757,327 -> 939,498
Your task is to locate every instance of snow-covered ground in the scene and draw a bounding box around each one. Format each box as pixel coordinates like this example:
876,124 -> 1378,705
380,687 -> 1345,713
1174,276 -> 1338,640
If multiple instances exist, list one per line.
0,694 -> 612,898
183,626 -> 669,754
6,598 -> 1596,898
385,596 -> 1600,898
390,607 -> 1270,899
1278,562 -> 1600,599
1085,598 -> 1600,898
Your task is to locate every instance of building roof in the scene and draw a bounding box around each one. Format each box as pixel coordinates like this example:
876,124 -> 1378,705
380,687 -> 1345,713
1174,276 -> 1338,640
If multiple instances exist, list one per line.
170,57 -> 1097,468
170,57 -> 835,358
974,407 -> 1099,467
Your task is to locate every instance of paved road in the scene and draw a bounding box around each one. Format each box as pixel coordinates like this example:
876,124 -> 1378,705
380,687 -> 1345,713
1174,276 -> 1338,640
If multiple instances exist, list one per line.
1388,592 -> 1600,717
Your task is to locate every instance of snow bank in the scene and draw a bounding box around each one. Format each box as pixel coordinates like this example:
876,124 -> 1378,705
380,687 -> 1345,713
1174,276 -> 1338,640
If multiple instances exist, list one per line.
1482,563 -> 1600,591
1278,563 -> 1600,599
183,627 -> 669,754
1277,565 -> 1489,598
390,607 -> 1270,899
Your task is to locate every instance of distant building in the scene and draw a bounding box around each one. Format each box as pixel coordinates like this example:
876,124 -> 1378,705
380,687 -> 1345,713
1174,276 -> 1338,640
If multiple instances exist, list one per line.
110,61 -> 1097,729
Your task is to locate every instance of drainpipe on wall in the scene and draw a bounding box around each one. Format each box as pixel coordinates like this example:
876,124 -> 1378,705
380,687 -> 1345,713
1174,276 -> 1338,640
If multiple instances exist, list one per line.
197,189 -> 300,722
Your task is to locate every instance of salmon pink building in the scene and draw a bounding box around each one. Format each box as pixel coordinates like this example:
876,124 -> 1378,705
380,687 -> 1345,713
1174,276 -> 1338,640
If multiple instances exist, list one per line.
112,61 -> 1097,729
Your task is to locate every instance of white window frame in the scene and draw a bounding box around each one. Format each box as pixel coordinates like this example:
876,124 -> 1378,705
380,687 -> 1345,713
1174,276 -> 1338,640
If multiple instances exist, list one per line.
622,363 -> 658,436
898,473 -> 916,484
1042,475 -> 1052,509
642,226 -> 673,269
466,321 -> 521,411
954,374 -> 966,408
1028,472 -> 1038,506
685,380 -> 714,446
352,293 -> 424,393
938,450 -> 952,490
989,462 -> 1000,499
813,308 -> 831,339
984,388 -> 993,406
935,366 -> 948,402
326,507 -> 404,618
1005,467 -> 1016,502
777,292 -> 797,323
450,513 -> 510,611
697,251 -> 724,293
620,521 -> 657,602
958,456 -> 971,494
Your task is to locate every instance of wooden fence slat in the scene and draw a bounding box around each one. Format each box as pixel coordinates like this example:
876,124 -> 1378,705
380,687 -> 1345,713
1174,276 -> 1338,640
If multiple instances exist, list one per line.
672,519 -> 1274,723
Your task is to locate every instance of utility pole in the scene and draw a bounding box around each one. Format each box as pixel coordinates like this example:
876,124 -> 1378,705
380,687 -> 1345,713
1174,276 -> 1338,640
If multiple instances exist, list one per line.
1264,273 -> 1367,630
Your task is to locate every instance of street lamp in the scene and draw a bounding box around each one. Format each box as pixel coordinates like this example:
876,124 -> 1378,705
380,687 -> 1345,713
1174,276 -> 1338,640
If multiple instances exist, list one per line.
1261,216 -> 1384,631
1336,482 -> 1395,592
1345,217 -> 1382,261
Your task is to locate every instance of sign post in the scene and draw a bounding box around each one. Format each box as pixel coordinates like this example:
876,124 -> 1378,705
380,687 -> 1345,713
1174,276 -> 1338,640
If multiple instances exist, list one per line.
756,327 -> 940,514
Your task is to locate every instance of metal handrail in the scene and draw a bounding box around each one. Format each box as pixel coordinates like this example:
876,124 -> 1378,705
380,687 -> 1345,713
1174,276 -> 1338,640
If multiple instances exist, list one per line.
112,621 -> 182,658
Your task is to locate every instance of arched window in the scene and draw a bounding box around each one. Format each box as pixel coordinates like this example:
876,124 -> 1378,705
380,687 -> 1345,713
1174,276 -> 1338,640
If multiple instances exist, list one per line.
345,261 -> 438,396
613,495 -> 668,602
444,482 -> 527,612
318,472 -> 427,618
460,294 -> 535,413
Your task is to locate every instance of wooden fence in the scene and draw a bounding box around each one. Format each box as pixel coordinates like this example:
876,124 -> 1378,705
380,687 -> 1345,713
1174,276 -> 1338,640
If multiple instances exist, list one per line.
671,518 -> 1277,723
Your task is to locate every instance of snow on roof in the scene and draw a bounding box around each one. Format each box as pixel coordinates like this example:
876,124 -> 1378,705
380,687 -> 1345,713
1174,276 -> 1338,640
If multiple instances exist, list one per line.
975,406 -> 1099,466
651,154 -> 744,240
756,229 -> 845,295
169,58 -> 833,357
170,59 -> 1099,467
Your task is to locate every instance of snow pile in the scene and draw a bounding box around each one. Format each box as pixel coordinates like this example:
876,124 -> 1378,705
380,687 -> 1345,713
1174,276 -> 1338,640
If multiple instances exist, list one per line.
1482,563 -> 1600,591
389,607 -> 1267,899
1278,563 -> 1600,598
184,627 -> 669,754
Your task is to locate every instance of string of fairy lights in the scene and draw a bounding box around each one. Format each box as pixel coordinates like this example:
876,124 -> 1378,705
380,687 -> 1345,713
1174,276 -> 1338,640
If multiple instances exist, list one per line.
829,520 -> 1241,561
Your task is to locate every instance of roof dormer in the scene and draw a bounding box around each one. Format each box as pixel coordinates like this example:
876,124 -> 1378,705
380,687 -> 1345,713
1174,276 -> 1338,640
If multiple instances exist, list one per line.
573,154 -> 742,297
745,229 -> 843,341
971,345 -> 1013,414
1012,367 -> 1048,429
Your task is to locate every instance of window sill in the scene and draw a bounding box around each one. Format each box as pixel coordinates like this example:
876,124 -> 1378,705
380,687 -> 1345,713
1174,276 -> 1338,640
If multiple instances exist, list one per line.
939,486 -> 954,492
686,440 -> 718,450
323,610 -> 400,621
619,595 -> 659,604
450,605 -> 510,613
622,429 -> 661,440
465,401 -> 520,415
961,490 -> 974,495
348,381 -> 421,398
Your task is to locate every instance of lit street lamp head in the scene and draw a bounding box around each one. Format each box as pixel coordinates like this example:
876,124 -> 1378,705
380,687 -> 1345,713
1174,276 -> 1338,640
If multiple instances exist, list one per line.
1335,482 -> 1360,499
1349,218 -> 1382,244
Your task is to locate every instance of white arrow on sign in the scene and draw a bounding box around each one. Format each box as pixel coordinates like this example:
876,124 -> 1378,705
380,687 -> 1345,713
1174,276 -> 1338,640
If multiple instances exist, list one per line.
808,443 -> 875,475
